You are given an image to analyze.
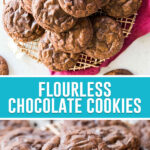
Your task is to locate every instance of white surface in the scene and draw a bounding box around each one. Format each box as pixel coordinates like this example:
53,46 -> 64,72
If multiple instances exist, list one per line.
0,1 -> 150,75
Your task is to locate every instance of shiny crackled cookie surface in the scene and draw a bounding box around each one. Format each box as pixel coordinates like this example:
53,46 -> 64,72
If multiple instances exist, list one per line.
20,0 -> 32,14
32,0 -> 77,33
49,18 -> 93,54
0,127 -> 54,150
85,16 -> 124,60
58,0 -> 110,18
3,0 -> 44,42
42,130 -> 110,150
104,0 -> 142,18
39,31 -> 80,71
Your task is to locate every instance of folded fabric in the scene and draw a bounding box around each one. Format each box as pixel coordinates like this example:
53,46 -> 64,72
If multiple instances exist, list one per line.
49,0 -> 150,75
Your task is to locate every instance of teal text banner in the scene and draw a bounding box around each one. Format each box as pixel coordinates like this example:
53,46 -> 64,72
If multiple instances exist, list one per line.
0,77 -> 149,118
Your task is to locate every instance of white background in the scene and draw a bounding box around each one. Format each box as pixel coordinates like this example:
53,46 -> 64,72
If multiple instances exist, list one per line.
0,1 -> 150,75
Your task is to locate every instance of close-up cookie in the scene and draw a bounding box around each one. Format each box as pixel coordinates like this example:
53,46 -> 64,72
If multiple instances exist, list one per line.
104,69 -> 133,75
92,126 -> 140,150
0,127 -> 54,150
42,130 -> 110,150
85,16 -> 124,60
20,0 -> 32,14
39,32 -> 80,71
3,0 -> 44,42
0,120 -> 30,139
0,56 -> 9,75
49,18 -> 93,54
32,0 -> 77,33
58,0 -> 110,18
104,0 -> 142,18
133,121 -> 150,149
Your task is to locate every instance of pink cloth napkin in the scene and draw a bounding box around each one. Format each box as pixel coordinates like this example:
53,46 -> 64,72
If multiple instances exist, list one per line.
50,0 -> 150,75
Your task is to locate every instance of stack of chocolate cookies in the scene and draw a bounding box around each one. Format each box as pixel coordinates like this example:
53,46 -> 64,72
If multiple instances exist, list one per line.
3,0 -> 142,71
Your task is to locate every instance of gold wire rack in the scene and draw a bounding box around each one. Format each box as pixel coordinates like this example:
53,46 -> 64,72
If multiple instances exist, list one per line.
14,11 -> 137,71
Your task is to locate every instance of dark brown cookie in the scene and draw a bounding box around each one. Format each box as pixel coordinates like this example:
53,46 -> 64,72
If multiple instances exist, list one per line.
0,127 -> 54,150
39,32 -> 80,71
104,69 -> 133,75
133,121 -> 150,149
85,16 -> 124,60
104,0 -> 142,18
58,0 -> 110,18
92,126 -> 140,150
49,18 -> 93,53
0,56 -> 9,75
20,0 -> 32,14
3,0 -> 44,42
42,130 -> 110,150
32,0 -> 77,33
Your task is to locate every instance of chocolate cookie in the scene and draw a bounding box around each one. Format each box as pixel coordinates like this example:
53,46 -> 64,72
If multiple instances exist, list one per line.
133,121 -> 150,149
93,126 -> 140,150
0,127 -> 54,150
39,32 -> 80,71
20,0 -> 32,14
0,120 -> 30,139
0,56 -> 9,75
85,16 -> 124,60
104,0 -> 142,18
42,130 -> 110,150
58,0 -> 110,18
32,0 -> 77,33
104,69 -> 133,75
3,0 -> 44,42
49,18 -> 93,53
